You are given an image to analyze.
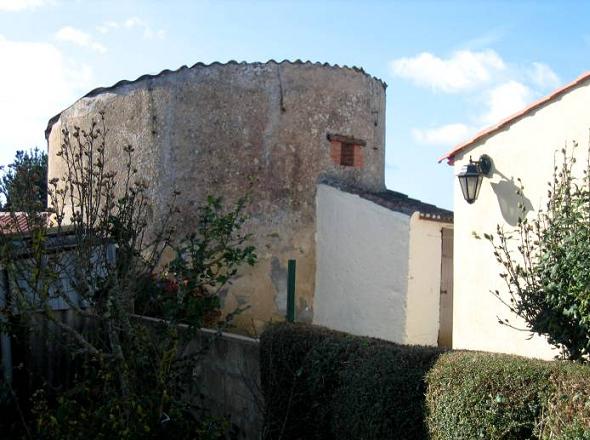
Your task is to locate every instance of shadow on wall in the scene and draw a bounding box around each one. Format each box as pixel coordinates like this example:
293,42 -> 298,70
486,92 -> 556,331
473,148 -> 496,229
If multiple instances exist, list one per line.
490,169 -> 533,226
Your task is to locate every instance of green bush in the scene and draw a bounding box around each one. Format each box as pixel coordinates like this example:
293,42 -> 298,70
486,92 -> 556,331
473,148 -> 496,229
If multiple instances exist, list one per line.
261,324 -> 590,440
331,342 -> 442,439
426,351 -> 590,440
259,322 -> 444,440
0,114 -> 256,438
482,145 -> 590,361
259,323 -> 348,439
426,351 -> 552,440
541,362 -> 590,439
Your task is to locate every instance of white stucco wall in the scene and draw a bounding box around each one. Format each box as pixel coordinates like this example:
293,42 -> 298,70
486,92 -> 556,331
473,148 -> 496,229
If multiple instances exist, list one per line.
405,216 -> 451,346
451,81 -> 590,359
314,184 -> 411,343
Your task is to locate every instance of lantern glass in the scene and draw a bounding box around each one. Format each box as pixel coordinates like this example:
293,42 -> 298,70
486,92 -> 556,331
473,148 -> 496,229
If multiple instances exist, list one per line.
458,163 -> 483,204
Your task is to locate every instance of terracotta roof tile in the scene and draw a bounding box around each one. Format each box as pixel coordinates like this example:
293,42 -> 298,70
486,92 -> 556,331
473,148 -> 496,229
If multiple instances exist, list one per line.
439,71 -> 590,165
0,212 -> 49,235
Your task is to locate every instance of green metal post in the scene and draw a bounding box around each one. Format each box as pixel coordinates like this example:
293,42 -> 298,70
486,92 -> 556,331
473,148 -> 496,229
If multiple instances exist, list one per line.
287,259 -> 296,322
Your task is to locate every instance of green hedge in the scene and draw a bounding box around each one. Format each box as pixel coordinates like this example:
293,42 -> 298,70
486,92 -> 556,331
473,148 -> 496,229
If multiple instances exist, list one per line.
426,351 -> 552,439
260,323 -> 590,440
538,363 -> 590,439
259,323 -> 444,439
426,352 -> 590,439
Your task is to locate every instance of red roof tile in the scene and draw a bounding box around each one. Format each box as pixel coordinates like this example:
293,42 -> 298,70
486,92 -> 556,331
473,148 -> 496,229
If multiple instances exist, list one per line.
439,71 -> 590,165
0,212 -> 49,235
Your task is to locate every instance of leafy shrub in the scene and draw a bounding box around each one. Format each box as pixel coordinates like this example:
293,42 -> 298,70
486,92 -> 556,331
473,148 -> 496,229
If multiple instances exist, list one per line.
31,384 -> 229,440
134,194 -> 256,328
426,351 -> 552,439
0,113 -> 256,438
482,144 -> 590,360
332,342 -> 442,439
426,351 -> 590,440
0,147 -> 47,211
260,323 -> 342,439
541,362 -> 590,439
259,322 -> 444,440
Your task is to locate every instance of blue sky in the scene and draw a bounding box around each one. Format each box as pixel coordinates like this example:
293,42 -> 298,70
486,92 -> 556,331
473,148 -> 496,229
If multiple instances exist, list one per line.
1,0 -> 589,209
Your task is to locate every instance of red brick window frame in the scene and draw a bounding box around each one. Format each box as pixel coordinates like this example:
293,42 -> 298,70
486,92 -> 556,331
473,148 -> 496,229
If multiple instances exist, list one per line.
327,133 -> 366,168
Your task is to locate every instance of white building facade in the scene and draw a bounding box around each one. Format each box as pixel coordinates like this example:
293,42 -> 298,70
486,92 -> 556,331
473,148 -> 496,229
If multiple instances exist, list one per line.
441,73 -> 590,359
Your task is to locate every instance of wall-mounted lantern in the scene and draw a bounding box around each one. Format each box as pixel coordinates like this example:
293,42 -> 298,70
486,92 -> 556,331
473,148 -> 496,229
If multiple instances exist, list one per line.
457,154 -> 493,204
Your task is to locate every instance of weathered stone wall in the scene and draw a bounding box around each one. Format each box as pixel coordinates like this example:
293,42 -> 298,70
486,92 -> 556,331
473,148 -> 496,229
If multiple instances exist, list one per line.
46,60 -> 386,334
184,327 -> 261,440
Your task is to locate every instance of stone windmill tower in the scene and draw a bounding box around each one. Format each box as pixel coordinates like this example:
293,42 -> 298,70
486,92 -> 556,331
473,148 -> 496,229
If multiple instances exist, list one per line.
46,60 -> 386,333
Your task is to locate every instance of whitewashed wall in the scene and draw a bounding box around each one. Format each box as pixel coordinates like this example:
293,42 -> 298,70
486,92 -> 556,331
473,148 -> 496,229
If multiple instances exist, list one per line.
450,81 -> 590,359
314,184 -> 411,343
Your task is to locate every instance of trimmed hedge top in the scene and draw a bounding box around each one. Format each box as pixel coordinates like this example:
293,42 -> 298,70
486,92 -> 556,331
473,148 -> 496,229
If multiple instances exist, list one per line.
426,351 -> 552,439
260,323 -> 444,439
260,322 -> 590,440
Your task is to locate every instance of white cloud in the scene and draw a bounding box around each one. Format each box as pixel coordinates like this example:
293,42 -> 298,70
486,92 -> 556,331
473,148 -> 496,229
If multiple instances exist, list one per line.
395,48 -> 562,148
0,0 -> 51,11
0,35 -> 94,165
391,50 -> 506,93
412,123 -> 473,147
412,81 -> 531,147
479,80 -> 532,126
124,17 -> 143,28
55,26 -> 107,53
96,17 -> 165,39
96,20 -> 119,34
528,62 -> 560,89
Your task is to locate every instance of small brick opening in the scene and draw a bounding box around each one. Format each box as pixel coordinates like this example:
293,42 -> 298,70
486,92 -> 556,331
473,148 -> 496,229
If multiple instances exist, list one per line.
328,133 -> 366,168
340,143 -> 355,166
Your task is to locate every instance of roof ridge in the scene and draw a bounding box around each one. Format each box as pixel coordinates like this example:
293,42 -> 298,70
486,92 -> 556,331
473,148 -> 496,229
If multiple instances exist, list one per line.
439,71 -> 590,165
45,59 -> 386,140
319,181 -> 453,221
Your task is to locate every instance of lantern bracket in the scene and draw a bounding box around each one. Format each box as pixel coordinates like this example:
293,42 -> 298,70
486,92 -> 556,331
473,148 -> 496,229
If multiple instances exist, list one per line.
457,154 -> 494,204
477,154 -> 493,177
